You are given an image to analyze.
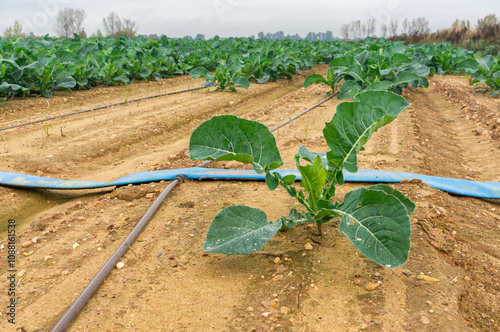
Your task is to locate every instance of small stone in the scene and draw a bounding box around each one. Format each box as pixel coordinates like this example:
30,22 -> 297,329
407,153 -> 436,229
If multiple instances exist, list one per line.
261,312 -> 270,318
280,306 -> 290,315
168,254 -> 175,260
403,322 -> 412,330
304,243 -> 313,251
374,272 -> 381,277
61,270 -> 70,275
273,275 -> 284,282
262,301 -> 271,309
420,316 -> 430,324
73,243 -> 80,249
353,280 -> 361,285
44,255 -> 53,261
402,270 -> 412,276
246,307 -> 254,312
426,301 -> 433,306
360,323 -> 368,330
464,276 -> 471,281
127,203 -> 134,207
17,269 -> 26,278
146,193 -> 154,198
22,240 -> 33,248
23,251 -> 33,257
366,283 -> 379,291
273,257 -> 281,264
77,216 -> 86,221
31,237 -> 41,243
116,262 -> 125,269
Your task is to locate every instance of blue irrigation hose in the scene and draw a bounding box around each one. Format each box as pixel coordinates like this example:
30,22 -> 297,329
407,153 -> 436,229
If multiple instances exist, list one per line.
0,167 -> 498,198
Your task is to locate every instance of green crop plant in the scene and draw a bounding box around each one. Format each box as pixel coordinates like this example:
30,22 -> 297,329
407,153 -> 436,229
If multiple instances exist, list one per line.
189,62 -> 250,92
188,90 -> 415,268
456,55 -> 500,95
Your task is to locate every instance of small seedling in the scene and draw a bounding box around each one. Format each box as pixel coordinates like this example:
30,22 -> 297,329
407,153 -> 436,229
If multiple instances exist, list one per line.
188,90 -> 415,268
41,117 -> 52,138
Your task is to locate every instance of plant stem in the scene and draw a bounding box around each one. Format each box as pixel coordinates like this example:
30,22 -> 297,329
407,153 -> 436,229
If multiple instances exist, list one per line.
317,223 -> 323,238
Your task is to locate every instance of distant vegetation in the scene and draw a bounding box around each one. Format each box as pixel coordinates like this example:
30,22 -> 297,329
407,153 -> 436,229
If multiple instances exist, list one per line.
2,10 -> 498,55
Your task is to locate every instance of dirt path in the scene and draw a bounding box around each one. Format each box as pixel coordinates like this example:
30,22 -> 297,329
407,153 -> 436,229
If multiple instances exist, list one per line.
0,72 -> 499,332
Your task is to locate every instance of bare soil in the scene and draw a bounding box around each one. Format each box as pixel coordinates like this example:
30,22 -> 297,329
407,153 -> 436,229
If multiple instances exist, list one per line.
0,70 -> 499,332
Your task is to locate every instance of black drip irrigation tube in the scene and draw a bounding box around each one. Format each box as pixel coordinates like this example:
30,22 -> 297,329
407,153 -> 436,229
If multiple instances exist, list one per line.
0,86 -> 206,132
50,91 -> 338,331
51,175 -> 186,332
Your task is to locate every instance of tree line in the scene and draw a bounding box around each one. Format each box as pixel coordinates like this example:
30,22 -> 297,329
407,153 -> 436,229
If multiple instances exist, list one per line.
3,8 -> 138,39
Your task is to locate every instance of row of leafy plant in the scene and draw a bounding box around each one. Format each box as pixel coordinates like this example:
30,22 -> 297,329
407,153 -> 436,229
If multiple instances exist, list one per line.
0,35 -> 347,99
1,35 -> 495,100
303,41 -> 500,98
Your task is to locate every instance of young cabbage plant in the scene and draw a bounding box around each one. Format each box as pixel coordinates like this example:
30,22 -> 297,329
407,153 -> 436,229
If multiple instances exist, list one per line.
189,64 -> 250,92
190,91 -> 414,268
189,91 -> 415,267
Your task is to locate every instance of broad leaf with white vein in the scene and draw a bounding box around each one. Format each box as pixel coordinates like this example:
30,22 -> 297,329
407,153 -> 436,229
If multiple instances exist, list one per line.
324,91 -> 410,172
188,115 -> 283,174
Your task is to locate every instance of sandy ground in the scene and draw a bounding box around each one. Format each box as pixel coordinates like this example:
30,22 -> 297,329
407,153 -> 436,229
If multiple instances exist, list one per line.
0,69 -> 499,331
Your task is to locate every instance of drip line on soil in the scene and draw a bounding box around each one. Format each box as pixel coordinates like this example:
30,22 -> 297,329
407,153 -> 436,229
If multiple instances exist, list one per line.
50,90 -> 337,331
50,175 -> 186,332
0,86 -> 206,132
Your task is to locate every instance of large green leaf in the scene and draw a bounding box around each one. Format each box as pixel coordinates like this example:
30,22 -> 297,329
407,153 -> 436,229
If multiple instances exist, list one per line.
391,54 -> 411,66
339,187 -> 411,268
55,51 -> 81,64
338,80 -> 362,99
368,184 -> 416,214
203,205 -> 281,255
55,76 -> 76,89
304,74 -> 327,88
189,67 -> 214,81
456,59 -> 479,74
232,76 -> 250,89
477,55 -> 495,72
189,115 -> 283,173
324,91 -> 410,172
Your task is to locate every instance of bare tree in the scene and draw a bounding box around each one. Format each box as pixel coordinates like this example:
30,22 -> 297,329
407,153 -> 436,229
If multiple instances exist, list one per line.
389,19 -> 399,37
54,8 -> 86,38
401,18 -> 409,35
121,18 -> 137,38
103,12 -> 137,38
380,23 -> 388,38
340,24 -> 350,40
350,20 -> 361,39
361,23 -> 367,38
4,20 -> 26,39
102,12 -> 121,37
366,19 -> 376,37
408,17 -> 430,37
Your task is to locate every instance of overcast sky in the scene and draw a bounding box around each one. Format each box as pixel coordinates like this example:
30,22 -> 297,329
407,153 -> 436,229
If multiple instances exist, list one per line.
1,0 -> 498,38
